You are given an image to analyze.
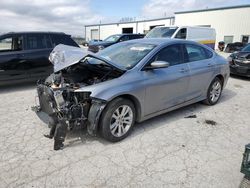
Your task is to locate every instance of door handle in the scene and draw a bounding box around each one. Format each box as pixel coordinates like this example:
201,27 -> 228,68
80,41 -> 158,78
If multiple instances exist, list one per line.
18,60 -> 27,64
207,63 -> 213,67
0,69 -> 5,72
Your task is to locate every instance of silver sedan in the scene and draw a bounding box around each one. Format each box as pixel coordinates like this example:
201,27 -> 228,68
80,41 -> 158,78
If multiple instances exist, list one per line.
35,39 -> 229,149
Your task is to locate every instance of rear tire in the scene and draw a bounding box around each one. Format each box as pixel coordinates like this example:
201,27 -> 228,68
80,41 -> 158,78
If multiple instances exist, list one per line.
100,98 -> 136,142
203,77 -> 222,105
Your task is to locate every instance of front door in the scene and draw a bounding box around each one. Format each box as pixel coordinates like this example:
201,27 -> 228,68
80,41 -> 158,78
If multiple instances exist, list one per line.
143,44 -> 190,116
0,34 -> 28,85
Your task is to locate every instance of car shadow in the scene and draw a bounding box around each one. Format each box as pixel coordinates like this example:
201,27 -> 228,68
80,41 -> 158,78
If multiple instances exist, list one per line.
63,88 -> 237,149
230,74 -> 250,81
131,90 -> 236,137
0,82 -> 36,94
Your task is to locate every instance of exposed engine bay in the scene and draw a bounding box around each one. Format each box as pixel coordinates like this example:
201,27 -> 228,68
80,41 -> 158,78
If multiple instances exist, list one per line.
34,54 -> 124,150
38,57 -> 123,124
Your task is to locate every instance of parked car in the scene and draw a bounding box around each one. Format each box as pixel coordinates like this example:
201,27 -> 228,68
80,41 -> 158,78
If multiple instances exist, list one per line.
88,34 -> 145,53
0,32 -> 79,86
34,39 -> 229,150
239,143 -> 250,188
228,43 -> 250,77
146,26 -> 216,49
225,42 -> 245,53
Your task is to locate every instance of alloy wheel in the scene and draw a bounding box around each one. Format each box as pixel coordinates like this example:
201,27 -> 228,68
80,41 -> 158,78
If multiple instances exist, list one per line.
110,105 -> 133,137
209,80 -> 222,103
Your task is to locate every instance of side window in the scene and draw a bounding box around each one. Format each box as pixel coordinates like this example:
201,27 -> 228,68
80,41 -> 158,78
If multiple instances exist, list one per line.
45,34 -> 52,48
26,34 -> 49,50
0,36 -> 23,52
119,35 -> 130,42
175,28 -> 187,39
185,44 -> 211,62
51,35 -> 78,47
151,44 -> 183,66
129,35 -> 136,40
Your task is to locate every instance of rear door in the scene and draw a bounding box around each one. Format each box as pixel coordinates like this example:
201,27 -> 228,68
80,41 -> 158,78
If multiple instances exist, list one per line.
24,33 -> 53,80
0,34 -> 28,84
184,43 -> 215,100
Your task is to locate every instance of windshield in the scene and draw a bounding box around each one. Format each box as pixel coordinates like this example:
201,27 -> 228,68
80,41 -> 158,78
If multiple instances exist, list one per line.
104,35 -> 121,42
86,42 -> 156,70
146,27 -> 178,38
242,44 -> 250,52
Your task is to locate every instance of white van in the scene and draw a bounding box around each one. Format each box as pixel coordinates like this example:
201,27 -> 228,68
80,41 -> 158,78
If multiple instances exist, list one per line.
146,26 -> 216,49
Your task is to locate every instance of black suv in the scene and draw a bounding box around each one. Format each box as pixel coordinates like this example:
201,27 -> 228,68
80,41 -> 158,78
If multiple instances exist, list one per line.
0,32 -> 79,86
88,33 -> 145,53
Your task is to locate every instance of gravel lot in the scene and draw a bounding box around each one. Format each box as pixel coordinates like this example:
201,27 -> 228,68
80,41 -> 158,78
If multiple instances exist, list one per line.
0,57 -> 250,187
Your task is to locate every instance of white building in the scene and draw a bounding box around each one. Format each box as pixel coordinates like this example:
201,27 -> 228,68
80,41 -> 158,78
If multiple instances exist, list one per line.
84,4 -> 250,46
85,17 -> 175,41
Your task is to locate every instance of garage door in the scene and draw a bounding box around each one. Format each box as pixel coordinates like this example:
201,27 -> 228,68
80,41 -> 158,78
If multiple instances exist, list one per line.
91,29 -> 99,40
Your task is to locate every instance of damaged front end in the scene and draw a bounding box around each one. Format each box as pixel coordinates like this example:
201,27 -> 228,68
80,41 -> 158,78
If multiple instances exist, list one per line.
35,81 -> 106,135
33,45 -> 124,149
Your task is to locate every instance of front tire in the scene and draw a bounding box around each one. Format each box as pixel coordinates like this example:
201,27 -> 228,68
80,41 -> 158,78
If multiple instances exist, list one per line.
203,77 -> 222,105
100,98 -> 136,142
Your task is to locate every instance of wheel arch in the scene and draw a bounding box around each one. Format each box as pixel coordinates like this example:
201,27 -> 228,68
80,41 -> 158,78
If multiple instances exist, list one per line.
215,74 -> 224,87
111,94 -> 142,122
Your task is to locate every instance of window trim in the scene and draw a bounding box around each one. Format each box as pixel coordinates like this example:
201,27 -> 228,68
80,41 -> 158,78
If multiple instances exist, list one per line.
184,43 -> 213,63
142,43 -> 186,71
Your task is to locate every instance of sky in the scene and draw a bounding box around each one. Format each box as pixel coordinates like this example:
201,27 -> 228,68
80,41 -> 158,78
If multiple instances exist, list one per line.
0,0 -> 249,37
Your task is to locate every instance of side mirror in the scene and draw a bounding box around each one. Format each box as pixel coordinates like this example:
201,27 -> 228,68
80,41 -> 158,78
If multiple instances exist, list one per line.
144,61 -> 170,70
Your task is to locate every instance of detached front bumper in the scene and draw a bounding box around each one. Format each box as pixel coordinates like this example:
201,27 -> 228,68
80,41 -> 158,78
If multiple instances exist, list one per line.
230,65 -> 250,77
33,84 -> 107,136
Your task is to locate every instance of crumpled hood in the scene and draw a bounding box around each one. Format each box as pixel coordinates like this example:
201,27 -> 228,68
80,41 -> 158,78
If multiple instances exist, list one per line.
236,52 -> 250,59
49,44 -> 90,72
49,44 -> 125,72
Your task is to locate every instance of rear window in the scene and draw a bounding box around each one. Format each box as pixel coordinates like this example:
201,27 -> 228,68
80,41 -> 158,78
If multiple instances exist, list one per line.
26,34 -> 51,50
50,34 -> 79,47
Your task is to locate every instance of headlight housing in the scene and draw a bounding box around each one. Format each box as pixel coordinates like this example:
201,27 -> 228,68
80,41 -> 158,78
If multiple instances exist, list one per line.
227,56 -> 234,65
243,60 -> 250,64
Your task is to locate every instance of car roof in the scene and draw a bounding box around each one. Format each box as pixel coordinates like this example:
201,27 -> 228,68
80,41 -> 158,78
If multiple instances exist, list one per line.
2,31 -> 67,35
110,33 -> 144,36
124,38 -> 183,45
